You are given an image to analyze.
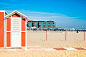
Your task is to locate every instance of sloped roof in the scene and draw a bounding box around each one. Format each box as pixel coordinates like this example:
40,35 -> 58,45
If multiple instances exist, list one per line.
5,12 -> 8,16
5,10 -> 28,19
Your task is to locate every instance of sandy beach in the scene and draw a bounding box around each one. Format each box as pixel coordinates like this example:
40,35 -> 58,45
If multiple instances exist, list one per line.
27,31 -> 86,48
0,30 -> 86,57
0,50 -> 86,57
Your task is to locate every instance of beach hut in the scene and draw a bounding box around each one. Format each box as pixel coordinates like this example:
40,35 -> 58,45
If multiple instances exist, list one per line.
0,11 -> 6,48
0,10 -> 28,48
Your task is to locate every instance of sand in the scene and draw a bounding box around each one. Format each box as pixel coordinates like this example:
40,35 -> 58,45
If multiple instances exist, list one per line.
27,31 -> 86,48
0,30 -> 86,57
0,51 -> 86,57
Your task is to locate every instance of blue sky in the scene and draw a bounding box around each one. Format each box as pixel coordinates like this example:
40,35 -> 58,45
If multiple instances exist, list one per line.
0,0 -> 86,29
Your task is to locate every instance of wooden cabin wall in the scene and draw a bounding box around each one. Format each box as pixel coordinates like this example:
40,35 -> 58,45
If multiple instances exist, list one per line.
0,12 -> 4,47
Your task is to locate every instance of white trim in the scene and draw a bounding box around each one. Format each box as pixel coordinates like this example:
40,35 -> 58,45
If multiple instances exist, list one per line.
5,47 -> 26,49
21,31 -> 26,32
64,48 -> 77,50
6,31 -> 11,32
5,10 -> 28,19
0,10 -> 5,12
6,19 -> 7,47
5,19 -> 6,48
6,47 -> 11,48
26,19 -> 27,49
20,18 -> 21,47
10,16 -> 12,47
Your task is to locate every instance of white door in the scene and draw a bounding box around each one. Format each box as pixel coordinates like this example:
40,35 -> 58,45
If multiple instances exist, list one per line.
11,18 -> 21,47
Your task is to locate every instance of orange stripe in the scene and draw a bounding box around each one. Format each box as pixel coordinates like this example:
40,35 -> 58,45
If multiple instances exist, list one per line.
7,32 -> 11,47
0,12 -> 4,47
7,18 -> 11,31
21,19 -> 25,31
21,32 -> 25,46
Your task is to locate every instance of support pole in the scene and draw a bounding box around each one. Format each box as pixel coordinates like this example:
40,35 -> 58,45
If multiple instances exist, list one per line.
36,28 -> 37,32
33,29 -> 34,32
65,29 -> 67,41
84,30 -> 85,41
46,29 -> 47,41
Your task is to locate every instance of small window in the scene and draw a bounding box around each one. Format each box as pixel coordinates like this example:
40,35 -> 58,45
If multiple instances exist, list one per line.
53,25 -> 55,27
48,22 -> 51,24
43,22 -> 46,24
53,22 -> 54,24
48,25 -> 51,27
33,25 -> 35,27
40,25 -> 41,27
43,25 -> 46,27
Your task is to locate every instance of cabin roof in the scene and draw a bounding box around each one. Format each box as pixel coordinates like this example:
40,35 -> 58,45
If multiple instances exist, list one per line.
5,10 -> 28,19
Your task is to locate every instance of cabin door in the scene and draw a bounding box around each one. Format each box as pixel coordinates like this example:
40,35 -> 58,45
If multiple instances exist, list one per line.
11,18 -> 21,47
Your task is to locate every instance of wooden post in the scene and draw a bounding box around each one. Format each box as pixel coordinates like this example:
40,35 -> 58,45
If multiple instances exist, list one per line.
33,29 -> 34,32
36,28 -> 37,32
84,30 -> 85,41
65,29 -> 67,41
46,29 -> 47,41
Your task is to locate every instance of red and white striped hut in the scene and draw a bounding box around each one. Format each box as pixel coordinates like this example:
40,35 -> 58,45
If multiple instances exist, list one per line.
0,10 -> 27,48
